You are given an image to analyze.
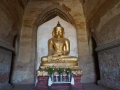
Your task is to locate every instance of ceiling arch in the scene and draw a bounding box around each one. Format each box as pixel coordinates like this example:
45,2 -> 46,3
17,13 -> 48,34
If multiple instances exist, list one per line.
34,3 -> 76,28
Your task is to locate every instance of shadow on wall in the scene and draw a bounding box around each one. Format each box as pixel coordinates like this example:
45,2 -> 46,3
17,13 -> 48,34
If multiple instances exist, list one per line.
91,36 -> 100,83
9,35 -> 19,84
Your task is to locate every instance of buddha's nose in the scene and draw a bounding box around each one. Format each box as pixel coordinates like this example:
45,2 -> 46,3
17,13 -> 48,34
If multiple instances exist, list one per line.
58,31 -> 60,35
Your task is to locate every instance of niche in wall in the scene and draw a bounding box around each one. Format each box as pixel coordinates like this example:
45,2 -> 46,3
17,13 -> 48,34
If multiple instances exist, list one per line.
36,16 -> 78,70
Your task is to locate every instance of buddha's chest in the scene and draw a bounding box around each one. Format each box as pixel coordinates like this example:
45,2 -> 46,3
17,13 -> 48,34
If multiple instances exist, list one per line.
53,40 -> 65,49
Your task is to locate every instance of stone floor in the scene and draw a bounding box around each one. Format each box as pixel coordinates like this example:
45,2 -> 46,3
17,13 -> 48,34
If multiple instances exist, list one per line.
0,83 -> 108,90
83,83 -> 107,90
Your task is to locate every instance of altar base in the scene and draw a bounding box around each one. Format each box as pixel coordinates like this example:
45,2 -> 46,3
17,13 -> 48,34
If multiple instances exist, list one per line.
34,75 -> 85,90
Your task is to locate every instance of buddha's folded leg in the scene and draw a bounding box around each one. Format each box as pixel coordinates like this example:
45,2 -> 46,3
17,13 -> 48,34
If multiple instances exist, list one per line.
41,56 -> 48,62
61,57 -> 78,62
41,56 -> 78,62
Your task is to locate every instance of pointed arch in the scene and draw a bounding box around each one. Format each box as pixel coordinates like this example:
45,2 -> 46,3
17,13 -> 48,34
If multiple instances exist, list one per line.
31,3 -> 77,84
34,3 -> 76,28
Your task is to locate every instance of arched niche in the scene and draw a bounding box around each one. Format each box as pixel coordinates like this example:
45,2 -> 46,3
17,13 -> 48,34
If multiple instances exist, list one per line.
34,3 -> 76,30
32,3 -> 78,84
36,16 -> 78,70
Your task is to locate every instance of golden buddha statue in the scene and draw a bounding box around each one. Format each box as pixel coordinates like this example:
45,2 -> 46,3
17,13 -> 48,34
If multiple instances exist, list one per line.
40,22 -> 78,70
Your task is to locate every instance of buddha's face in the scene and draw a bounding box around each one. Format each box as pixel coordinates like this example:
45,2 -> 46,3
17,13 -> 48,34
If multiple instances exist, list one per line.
53,28 -> 64,38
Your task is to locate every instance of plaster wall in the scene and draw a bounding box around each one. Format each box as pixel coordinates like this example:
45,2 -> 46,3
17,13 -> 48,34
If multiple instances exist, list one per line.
81,0 -> 120,46
0,48 -> 12,89
97,44 -> 120,90
82,0 -> 120,89
0,0 -> 29,88
95,2 -> 120,89
95,1 -> 120,46
0,0 -> 28,45
80,0 -> 106,22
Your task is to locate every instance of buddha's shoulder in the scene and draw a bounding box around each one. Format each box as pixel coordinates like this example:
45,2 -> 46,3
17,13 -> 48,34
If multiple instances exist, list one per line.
64,38 -> 70,41
48,38 -> 54,41
48,38 -> 69,41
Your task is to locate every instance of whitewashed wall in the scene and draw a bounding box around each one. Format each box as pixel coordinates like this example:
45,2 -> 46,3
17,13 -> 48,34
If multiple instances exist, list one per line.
36,16 -> 78,70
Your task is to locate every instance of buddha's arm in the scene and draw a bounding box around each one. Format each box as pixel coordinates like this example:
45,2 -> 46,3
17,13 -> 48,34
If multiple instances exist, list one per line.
48,39 -> 54,55
62,39 -> 70,55
47,39 -> 54,62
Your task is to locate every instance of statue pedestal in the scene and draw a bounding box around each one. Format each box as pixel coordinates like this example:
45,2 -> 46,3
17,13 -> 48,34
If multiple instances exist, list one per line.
72,75 -> 85,90
34,75 -> 85,90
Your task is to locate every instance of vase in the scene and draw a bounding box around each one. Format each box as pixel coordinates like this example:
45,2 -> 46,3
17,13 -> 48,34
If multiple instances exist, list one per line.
50,73 -> 54,82
68,73 -> 71,82
59,73 -> 63,82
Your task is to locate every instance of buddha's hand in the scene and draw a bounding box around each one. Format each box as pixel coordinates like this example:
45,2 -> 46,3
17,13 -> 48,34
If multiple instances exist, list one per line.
62,51 -> 69,55
52,54 -> 59,56
47,55 -> 52,62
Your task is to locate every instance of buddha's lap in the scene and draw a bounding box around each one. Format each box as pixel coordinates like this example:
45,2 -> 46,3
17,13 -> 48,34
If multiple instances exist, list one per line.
41,56 -> 78,63
41,62 -> 78,66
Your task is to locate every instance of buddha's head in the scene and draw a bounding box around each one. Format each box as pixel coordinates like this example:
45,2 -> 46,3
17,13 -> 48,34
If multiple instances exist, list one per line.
53,22 -> 64,38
